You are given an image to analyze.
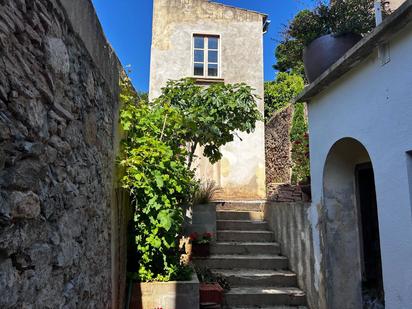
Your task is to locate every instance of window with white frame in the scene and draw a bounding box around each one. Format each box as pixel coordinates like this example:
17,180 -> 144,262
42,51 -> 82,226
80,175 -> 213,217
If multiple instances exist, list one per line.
193,35 -> 219,77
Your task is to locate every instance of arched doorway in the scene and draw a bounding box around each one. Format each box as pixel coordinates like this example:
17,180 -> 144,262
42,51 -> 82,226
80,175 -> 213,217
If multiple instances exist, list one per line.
322,138 -> 384,309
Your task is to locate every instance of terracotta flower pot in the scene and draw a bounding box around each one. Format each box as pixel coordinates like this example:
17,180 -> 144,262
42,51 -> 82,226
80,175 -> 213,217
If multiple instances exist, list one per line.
200,283 -> 224,305
192,243 -> 210,257
303,33 -> 362,83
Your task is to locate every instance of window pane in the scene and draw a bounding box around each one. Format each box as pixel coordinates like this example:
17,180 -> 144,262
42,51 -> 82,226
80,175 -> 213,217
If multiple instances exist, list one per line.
194,36 -> 204,49
208,37 -> 218,50
194,63 -> 204,76
208,50 -> 218,63
208,64 -> 218,77
194,50 -> 204,62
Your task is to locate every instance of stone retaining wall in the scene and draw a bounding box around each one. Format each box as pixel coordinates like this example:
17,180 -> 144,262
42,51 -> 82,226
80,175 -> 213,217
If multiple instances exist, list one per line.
264,202 -> 322,309
265,105 -> 293,186
0,0 -> 125,307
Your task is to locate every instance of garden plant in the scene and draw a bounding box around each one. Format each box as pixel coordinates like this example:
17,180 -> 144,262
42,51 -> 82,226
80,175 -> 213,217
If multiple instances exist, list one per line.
119,76 -> 262,282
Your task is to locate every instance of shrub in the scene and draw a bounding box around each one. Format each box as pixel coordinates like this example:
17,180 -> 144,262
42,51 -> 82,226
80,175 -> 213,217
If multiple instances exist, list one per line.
290,103 -> 310,184
119,76 -> 195,282
120,76 -> 263,282
264,72 -> 304,121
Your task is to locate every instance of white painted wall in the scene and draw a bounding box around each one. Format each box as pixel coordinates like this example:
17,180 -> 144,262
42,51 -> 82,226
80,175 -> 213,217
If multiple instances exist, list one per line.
307,24 -> 412,308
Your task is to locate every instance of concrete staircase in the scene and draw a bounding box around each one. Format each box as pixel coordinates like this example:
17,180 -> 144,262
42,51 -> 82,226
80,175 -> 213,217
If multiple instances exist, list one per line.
196,202 -> 307,309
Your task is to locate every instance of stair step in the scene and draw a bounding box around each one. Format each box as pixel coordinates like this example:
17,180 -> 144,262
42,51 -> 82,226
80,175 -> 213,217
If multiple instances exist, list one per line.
217,201 -> 265,212
213,269 -> 297,287
217,220 -> 268,231
227,306 -> 308,309
218,230 -> 274,242
211,242 -> 280,255
224,287 -> 306,307
217,211 -> 264,221
193,255 -> 289,270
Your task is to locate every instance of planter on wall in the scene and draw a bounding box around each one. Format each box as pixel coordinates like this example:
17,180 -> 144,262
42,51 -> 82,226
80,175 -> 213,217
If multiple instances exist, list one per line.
200,283 -> 224,305
192,243 -> 211,257
303,33 -> 362,83
185,203 -> 217,235
129,273 -> 199,309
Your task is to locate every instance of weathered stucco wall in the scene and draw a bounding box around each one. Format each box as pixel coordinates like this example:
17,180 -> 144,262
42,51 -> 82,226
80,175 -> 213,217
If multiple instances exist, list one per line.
388,0 -> 407,11
264,202 -> 322,309
265,105 -> 293,185
150,0 -> 266,200
307,23 -> 412,308
0,0 -> 126,307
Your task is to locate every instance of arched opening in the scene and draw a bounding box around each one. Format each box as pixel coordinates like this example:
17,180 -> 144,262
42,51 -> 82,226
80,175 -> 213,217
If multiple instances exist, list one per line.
322,138 -> 384,309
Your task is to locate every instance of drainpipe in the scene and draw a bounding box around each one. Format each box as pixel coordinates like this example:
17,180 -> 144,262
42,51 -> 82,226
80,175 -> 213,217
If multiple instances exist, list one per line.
374,0 -> 383,25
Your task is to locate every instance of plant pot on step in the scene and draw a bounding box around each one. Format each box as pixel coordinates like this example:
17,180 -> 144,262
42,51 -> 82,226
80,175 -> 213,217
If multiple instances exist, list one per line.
192,243 -> 210,257
200,283 -> 224,305
303,33 -> 362,83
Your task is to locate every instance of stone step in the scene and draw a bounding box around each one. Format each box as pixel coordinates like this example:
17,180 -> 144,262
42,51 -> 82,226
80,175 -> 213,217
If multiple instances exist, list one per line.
224,287 -> 306,307
213,269 -> 297,287
227,306 -> 308,309
217,211 -> 264,221
217,220 -> 269,231
217,201 -> 265,212
211,242 -> 281,255
217,230 -> 274,242
193,255 -> 289,270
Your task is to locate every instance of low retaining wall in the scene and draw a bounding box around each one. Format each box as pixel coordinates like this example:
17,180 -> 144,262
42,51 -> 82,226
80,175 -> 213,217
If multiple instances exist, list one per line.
130,273 -> 200,309
264,202 -> 322,309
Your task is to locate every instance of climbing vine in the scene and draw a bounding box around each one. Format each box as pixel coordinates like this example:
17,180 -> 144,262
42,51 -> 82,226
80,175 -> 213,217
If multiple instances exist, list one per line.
290,103 -> 310,184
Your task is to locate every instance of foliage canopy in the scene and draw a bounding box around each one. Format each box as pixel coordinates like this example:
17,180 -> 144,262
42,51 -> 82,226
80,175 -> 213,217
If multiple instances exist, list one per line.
275,0 -> 382,73
158,78 -> 263,168
264,72 -> 304,121
119,76 -> 262,281
120,76 -> 194,282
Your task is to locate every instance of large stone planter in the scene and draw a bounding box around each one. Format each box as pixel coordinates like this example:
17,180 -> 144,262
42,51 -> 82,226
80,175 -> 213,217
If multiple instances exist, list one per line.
129,273 -> 199,309
185,203 -> 217,235
303,33 -> 362,82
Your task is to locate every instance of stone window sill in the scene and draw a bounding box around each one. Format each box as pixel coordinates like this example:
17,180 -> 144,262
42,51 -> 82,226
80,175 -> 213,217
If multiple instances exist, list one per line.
192,77 -> 225,85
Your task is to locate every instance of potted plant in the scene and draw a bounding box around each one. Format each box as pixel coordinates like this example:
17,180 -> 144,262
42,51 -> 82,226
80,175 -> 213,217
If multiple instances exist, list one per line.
185,180 -> 221,238
190,232 -> 213,257
284,0 -> 386,82
195,267 -> 230,308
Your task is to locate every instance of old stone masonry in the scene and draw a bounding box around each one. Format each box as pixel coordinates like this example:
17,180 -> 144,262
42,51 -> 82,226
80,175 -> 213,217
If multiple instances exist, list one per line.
0,0 -> 123,307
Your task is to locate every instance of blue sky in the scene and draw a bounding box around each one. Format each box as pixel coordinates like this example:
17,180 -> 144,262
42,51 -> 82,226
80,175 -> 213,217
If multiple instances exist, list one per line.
92,0 -> 314,92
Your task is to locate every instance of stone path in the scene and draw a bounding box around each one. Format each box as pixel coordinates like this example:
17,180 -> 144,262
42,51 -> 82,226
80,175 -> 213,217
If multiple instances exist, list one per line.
196,202 -> 307,309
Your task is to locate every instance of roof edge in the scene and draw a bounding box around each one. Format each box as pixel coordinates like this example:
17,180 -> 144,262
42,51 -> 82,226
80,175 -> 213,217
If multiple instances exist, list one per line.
295,0 -> 412,103
208,1 -> 268,18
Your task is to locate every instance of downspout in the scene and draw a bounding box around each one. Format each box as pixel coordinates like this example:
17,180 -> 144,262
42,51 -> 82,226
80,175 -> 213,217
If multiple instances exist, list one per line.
375,0 -> 383,25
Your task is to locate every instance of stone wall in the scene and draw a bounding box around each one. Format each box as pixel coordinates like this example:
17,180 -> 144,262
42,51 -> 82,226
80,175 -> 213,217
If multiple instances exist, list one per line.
264,202 -> 323,309
0,0 -> 125,307
265,105 -> 293,186
267,183 -> 306,203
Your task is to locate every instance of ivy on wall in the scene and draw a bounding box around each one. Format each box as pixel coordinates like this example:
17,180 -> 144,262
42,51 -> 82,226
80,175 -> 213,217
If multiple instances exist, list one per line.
264,72 -> 309,184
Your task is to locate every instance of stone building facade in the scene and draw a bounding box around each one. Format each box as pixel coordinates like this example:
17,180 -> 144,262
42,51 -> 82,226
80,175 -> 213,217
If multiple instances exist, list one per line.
150,0 -> 267,200
0,0 -> 127,307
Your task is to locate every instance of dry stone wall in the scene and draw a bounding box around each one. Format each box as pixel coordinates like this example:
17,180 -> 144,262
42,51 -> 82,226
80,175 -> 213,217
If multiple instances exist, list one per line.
0,0 -> 122,307
265,105 -> 293,185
